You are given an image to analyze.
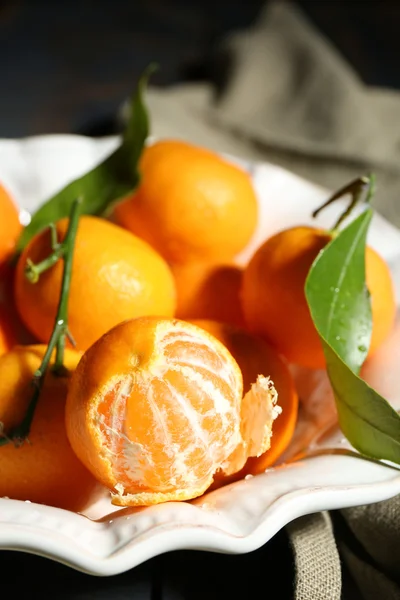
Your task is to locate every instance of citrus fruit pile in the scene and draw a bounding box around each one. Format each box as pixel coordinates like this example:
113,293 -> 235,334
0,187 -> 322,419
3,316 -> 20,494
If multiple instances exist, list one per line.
0,138 -> 396,511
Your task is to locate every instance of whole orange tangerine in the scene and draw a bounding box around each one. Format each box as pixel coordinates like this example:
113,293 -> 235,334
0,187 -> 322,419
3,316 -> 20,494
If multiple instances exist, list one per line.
241,226 -> 396,369
171,260 -> 244,327
0,183 -> 21,267
0,345 -> 98,510
0,262 -> 34,356
65,317 -> 279,506
15,216 -> 177,351
113,140 -> 258,264
0,308 -> 17,357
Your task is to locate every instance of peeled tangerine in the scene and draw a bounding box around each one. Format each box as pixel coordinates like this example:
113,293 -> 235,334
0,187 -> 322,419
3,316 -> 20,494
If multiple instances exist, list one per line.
66,317 -> 281,506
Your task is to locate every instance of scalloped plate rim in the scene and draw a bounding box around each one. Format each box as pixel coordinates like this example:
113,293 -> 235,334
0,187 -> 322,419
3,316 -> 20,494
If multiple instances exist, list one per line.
1,133 -> 400,576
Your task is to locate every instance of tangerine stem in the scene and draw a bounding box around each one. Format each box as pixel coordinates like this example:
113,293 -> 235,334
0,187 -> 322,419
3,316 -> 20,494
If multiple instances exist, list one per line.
54,333 -> 67,374
52,198 -> 81,373
66,328 -> 77,347
25,223 -> 64,283
4,321 -> 64,447
49,222 -> 59,251
312,174 -> 376,233
0,198 -> 82,447
25,246 -> 65,283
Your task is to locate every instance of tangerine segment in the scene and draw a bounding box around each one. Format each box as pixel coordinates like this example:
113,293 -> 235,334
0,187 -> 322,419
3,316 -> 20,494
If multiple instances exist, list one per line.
114,140 -> 258,264
171,261 -> 245,327
190,320 -> 298,472
0,345 -> 98,511
65,317 -> 279,506
15,215 -> 177,351
222,375 -> 280,476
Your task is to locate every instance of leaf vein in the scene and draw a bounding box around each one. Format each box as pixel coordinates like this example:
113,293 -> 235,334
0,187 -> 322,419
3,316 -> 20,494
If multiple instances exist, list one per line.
325,218 -> 370,342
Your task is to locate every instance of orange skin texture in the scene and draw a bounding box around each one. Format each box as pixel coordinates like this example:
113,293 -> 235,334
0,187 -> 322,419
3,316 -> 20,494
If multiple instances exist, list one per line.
0,308 -> 17,356
0,345 -> 98,510
65,317 -> 278,506
0,263 -> 34,356
190,319 -> 298,473
113,140 -> 258,264
15,216 -> 177,352
0,183 -> 21,267
171,260 -> 245,327
366,247 -> 397,357
0,264 -> 17,356
241,226 -> 397,370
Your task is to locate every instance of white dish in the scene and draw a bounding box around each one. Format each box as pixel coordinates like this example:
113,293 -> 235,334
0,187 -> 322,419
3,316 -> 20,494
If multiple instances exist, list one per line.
1,134 -> 400,576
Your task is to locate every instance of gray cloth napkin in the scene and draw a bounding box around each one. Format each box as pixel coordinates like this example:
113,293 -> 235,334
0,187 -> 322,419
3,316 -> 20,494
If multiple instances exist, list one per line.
144,1 -> 400,597
147,1 -> 400,227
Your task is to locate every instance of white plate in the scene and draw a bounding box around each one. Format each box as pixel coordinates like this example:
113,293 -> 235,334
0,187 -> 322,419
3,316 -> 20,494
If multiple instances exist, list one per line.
1,134 -> 400,576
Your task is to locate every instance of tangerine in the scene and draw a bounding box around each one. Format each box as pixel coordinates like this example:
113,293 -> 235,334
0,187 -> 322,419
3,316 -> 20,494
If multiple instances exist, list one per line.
0,262 -> 34,356
0,183 -> 21,267
0,308 -> 17,357
113,140 -> 258,264
171,260 -> 244,327
241,226 -> 396,369
65,317 -> 279,506
190,319 -> 298,472
15,216 -> 176,351
0,345 -> 98,510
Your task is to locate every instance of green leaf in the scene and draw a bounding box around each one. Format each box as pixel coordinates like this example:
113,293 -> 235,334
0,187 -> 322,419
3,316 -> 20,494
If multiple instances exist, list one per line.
120,63 -> 157,173
307,210 -> 373,375
17,64 -> 156,252
306,209 -> 400,464
326,345 -> 400,461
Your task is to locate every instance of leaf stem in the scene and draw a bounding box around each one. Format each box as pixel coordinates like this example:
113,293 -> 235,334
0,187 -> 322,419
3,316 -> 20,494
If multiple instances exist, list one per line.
0,198 -> 81,447
312,173 -> 376,233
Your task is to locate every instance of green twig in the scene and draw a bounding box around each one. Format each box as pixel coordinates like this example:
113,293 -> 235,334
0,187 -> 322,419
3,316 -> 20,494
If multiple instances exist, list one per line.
49,223 -> 59,250
312,173 -> 376,233
66,328 -> 77,347
25,248 -> 64,283
52,198 -> 81,371
0,198 -> 81,447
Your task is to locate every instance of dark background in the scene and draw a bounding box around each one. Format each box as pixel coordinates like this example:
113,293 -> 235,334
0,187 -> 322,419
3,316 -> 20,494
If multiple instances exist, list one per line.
1,0 -> 400,138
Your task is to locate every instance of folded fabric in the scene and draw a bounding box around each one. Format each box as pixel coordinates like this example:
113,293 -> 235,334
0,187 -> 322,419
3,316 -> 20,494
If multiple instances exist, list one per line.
146,1 -> 400,227
143,2 -> 400,598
